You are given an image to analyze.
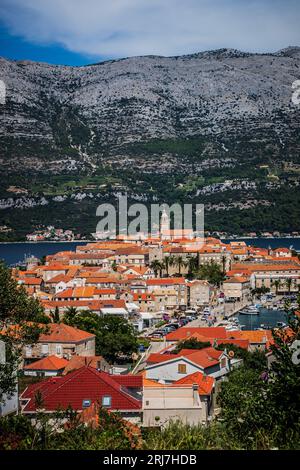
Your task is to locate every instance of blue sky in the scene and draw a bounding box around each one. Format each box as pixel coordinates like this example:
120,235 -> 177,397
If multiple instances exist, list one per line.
0,0 -> 299,66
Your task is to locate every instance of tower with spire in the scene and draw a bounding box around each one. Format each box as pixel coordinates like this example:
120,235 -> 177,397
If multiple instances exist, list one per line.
160,207 -> 170,238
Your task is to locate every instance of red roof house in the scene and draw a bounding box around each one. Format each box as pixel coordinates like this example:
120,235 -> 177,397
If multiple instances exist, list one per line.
20,366 -> 142,417
165,327 -> 227,342
23,355 -> 69,377
175,372 -> 215,396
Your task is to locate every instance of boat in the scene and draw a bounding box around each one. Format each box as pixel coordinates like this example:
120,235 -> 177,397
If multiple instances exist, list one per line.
225,325 -> 240,331
239,306 -> 259,315
248,304 -> 260,311
239,304 -> 259,315
276,321 -> 286,328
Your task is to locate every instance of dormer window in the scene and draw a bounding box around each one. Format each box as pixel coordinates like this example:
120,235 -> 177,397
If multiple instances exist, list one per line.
102,396 -> 111,407
82,399 -> 91,408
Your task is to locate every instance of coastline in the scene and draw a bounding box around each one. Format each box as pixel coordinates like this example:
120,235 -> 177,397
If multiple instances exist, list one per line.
0,240 -> 94,244
1,236 -> 300,245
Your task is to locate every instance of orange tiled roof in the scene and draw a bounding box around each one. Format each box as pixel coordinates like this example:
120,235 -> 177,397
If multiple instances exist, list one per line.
216,338 -> 250,350
175,371 -> 215,395
94,288 -> 116,295
21,278 -> 42,285
62,355 -> 106,375
42,299 -> 125,310
223,276 -> 249,283
45,274 -> 73,284
232,263 -> 300,272
24,355 -> 69,371
39,323 -> 95,343
147,277 -> 186,286
73,287 -> 95,298
231,248 -> 248,255
226,330 -> 273,346
147,347 -> 223,369
198,247 -> 222,254
166,327 -> 227,342
42,264 -> 71,271
178,347 -> 222,368
143,377 -> 165,387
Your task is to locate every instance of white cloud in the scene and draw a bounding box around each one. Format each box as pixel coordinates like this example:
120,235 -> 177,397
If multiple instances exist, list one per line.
0,0 -> 299,59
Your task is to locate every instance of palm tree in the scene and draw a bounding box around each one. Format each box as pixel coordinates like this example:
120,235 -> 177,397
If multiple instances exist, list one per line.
285,278 -> 292,294
272,279 -> 281,295
50,306 -> 60,323
63,306 -> 78,325
186,256 -> 198,276
175,255 -> 187,275
150,260 -> 162,278
168,255 -> 176,274
163,256 -> 171,276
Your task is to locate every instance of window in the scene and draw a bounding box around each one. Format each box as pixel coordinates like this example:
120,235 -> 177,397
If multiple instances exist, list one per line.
178,363 -> 186,374
102,396 -> 112,407
82,399 -> 91,408
41,344 -> 48,355
56,345 -> 62,355
221,358 -> 227,368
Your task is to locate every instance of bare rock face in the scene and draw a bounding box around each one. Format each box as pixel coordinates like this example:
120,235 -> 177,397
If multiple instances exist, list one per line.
0,47 -> 299,173
1,48 -> 300,238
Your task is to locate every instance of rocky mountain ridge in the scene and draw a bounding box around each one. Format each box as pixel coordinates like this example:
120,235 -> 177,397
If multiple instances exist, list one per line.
0,46 -> 299,173
0,47 -> 299,238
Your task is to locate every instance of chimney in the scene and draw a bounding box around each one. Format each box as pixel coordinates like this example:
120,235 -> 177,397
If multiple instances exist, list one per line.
192,383 -> 199,406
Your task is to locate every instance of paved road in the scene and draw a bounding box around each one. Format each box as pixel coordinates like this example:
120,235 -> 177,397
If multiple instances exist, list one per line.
133,340 -> 165,373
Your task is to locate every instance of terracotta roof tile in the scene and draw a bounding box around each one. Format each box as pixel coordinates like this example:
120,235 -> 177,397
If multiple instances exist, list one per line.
20,366 -> 142,412
62,356 -> 107,375
146,278 -> 185,286
39,323 -> 95,343
166,327 -> 227,342
23,355 -> 69,371
175,371 -> 215,395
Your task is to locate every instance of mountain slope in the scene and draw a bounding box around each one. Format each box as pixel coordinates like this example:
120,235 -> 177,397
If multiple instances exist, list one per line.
0,47 -> 300,238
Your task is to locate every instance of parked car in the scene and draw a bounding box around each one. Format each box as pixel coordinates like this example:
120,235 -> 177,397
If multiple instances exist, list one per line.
164,325 -> 176,331
186,315 -> 197,321
162,326 -> 175,334
153,329 -> 166,336
185,309 -> 197,315
149,334 -> 164,341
